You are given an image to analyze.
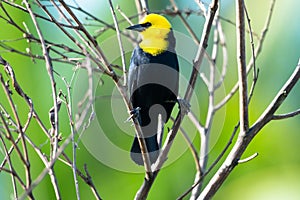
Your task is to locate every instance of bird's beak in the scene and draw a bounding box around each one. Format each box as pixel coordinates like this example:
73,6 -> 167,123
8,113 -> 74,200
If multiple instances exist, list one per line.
126,24 -> 145,32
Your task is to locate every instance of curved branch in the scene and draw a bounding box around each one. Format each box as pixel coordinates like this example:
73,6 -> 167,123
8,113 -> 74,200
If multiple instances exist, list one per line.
272,109 -> 300,120
199,59 -> 300,199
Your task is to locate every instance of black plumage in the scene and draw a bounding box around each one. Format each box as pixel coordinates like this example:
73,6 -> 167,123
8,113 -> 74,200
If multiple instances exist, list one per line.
128,30 -> 179,165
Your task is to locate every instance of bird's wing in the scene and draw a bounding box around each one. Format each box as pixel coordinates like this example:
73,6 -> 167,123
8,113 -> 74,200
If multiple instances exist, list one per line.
128,47 -> 150,94
128,47 -> 139,96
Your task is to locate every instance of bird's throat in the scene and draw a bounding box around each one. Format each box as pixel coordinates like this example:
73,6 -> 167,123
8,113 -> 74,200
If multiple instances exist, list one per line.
139,38 -> 169,56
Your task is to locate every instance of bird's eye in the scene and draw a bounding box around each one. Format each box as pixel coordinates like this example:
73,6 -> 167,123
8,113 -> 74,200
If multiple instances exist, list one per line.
141,22 -> 152,27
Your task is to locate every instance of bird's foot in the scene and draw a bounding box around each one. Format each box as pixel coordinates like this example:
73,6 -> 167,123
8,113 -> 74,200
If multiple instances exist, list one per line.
125,107 -> 141,122
177,98 -> 191,115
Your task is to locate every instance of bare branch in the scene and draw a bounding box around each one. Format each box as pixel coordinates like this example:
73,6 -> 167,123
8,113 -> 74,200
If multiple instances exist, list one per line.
214,0 -> 275,111
84,164 -> 103,200
199,59 -> 300,199
135,0 -> 148,19
178,122 -> 239,200
190,12 -> 222,198
184,0 -> 219,103
24,1 -> 60,163
170,0 -> 200,44
117,6 -> 134,26
238,152 -> 258,164
214,20 -> 228,90
25,133 -> 61,200
61,79 -> 80,199
187,111 -> 205,136
108,0 -> 127,86
0,125 -> 18,199
0,74 -> 33,199
236,0 -> 249,133
244,4 -> 259,104
194,0 -> 207,14
272,109 -> 300,120
170,116 -> 201,173
19,129 -> 75,199
60,153 -> 102,200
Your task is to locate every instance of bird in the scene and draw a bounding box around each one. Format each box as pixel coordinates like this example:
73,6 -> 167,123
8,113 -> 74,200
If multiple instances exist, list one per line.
126,13 -> 179,165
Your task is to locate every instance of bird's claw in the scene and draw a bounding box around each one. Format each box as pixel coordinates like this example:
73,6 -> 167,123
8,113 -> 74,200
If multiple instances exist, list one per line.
125,107 -> 141,122
177,99 -> 190,115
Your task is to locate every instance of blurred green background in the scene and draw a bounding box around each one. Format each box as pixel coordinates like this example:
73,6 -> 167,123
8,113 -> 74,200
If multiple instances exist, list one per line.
0,0 -> 300,199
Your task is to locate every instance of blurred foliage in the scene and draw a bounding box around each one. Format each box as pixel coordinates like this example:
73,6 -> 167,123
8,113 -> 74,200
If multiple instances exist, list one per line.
0,0 -> 300,199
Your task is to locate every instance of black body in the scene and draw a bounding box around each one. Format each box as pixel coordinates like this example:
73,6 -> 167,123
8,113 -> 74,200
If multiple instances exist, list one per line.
128,31 -> 179,165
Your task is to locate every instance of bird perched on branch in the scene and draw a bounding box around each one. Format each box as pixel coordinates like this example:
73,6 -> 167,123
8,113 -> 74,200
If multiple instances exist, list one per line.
127,13 -> 179,165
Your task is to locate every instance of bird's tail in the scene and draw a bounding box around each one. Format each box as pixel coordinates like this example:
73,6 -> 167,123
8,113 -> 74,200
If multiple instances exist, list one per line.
130,135 -> 159,166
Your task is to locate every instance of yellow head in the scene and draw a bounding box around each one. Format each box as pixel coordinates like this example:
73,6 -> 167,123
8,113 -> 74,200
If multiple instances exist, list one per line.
127,14 -> 172,56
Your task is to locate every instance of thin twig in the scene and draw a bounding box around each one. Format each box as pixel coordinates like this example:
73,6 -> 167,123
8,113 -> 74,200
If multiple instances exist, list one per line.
170,116 -> 201,173
117,6 -> 134,26
238,152 -> 258,164
214,20 -> 228,90
0,120 -> 18,199
190,13 -> 221,198
108,0 -> 127,86
170,0 -> 200,44
61,78 -> 80,199
34,0 -> 108,75
60,153 -> 102,200
244,4 -> 258,103
84,164 -> 103,200
0,165 -> 26,191
19,131 -> 76,199
194,0 -> 207,14
0,74 -> 33,199
187,111 -> 205,136
184,0 -> 219,104
23,133 -> 60,200
272,109 -> 300,120
56,0 -> 111,71
135,0 -> 148,19
236,0 -> 249,134
177,122 -> 239,200
24,0 -> 59,159
214,0 -> 275,111
0,57 -> 50,178
23,1 -> 60,199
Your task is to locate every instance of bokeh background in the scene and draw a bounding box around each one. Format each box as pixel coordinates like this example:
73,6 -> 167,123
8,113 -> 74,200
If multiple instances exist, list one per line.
0,0 -> 300,199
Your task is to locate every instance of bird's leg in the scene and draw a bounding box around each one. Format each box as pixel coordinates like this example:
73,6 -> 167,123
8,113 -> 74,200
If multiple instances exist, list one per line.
177,98 -> 191,115
125,107 -> 141,122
